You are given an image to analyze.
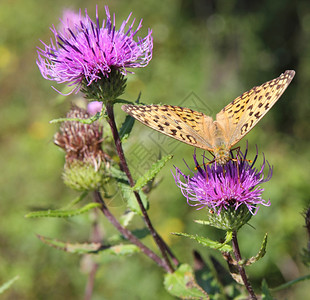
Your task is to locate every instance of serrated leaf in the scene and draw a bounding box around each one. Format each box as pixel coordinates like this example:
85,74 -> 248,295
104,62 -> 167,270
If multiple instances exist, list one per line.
0,276 -> 19,294
103,244 -> 140,256
25,203 -> 101,218
50,110 -> 103,124
172,232 -> 232,252
119,115 -> 135,141
164,264 -> 209,299
119,182 -> 149,215
132,155 -> 173,191
242,233 -> 267,266
37,235 -> 103,254
261,279 -> 274,300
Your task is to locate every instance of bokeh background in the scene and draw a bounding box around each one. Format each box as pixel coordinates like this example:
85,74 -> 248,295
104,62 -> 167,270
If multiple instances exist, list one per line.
1,0 -> 310,299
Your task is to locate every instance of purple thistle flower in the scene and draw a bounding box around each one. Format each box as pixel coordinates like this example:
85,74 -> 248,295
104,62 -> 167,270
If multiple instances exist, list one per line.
173,147 -> 272,217
37,6 -> 153,94
87,101 -> 103,115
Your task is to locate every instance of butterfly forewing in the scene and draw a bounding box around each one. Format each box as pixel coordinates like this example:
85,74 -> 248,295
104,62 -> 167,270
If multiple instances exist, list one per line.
122,104 -> 215,151
218,70 -> 295,146
122,70 -> 295,163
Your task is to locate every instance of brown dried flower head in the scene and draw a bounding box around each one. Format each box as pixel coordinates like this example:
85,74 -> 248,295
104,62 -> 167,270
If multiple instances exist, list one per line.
54,106 -> 105,171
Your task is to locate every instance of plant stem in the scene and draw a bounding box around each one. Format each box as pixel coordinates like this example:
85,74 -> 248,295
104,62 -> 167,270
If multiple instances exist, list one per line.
231,231 -> 257,300
105,102 -> 177,271
84,262 -> 98,300
93,190 -> 167,269
84,211 -> 101,300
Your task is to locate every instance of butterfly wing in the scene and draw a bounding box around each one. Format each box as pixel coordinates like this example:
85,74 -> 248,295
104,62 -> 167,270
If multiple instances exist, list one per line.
216,70 -> 295,147
121,104 -> 216,151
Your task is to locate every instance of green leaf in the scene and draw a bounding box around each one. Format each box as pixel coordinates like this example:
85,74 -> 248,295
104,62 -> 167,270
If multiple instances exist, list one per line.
108,166 -> 128,182
118,182 -> 149,215
119,114 -> 135,141
261,279 -> 274,300
224,231 -> 233,244
102,244 -> 140,256
119,210 -> 135,227
116,91 -> 142,105
113,98 -> 135,105
172,232 -> 233,252
25,203 -> 101,218
119,92 -> 142,140
242,233 -> 268,266
164,264 -> 209,299
50,110 -> 103,124
0,276 -> 19,294
37,235 -> 103,254
270,274 -> 310,292
61,191 -> 88,210
194,219 -> 212,226
132,154 -> 173,191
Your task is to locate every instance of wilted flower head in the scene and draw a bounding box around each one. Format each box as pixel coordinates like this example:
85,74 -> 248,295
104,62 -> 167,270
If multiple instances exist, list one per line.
54,105 -> 105,170
173,148 -> 272,230
37,6 -> 153,95
54,106 -> 110,191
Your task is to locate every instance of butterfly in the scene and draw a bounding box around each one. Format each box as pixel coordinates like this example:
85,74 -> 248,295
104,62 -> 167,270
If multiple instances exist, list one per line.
122,70 -> 295,164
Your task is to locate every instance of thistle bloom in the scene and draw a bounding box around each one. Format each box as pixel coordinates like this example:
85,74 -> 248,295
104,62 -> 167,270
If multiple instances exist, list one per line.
174,148 -> 272,218
87,101 -> 103,115
37,6 -> 153,94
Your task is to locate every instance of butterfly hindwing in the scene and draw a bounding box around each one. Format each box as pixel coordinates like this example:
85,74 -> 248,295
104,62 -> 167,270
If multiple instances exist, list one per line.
217,70 -> 295,146
122,104 -> 215,151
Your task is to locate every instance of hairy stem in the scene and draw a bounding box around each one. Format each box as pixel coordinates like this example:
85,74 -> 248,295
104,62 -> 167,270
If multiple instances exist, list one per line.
105,102 -> 177,271
93,190 -> 167,269
232,231 -> 257,300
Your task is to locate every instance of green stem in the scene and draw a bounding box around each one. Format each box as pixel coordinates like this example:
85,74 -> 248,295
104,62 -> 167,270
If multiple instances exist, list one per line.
231,231 -> 257,300
93,190 -> 167,269
105,102 -> 177,272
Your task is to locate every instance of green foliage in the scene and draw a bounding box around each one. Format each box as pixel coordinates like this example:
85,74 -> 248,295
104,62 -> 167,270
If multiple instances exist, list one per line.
25,203 -> 101,218
261,279 -> 274,300
270,274 -> 310,292
37,235 -> 103,254
132,154 -> 173,191
164,264 -> 209,299
0,276 -> 19,295
172,232 -> 233,252
119,92 -> 141,141
240,233 -> 268,266
37,235 -> 140,256
49,111 -> 104,124
102,244 -> 141,256
118,182 -> 149,215
119,114 -> 135,141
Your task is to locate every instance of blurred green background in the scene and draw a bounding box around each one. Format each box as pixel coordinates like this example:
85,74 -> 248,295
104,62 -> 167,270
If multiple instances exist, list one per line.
1,0 -> 310,299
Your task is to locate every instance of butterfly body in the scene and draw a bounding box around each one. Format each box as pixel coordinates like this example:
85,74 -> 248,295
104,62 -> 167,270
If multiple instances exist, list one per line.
122,70 -> 295,164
